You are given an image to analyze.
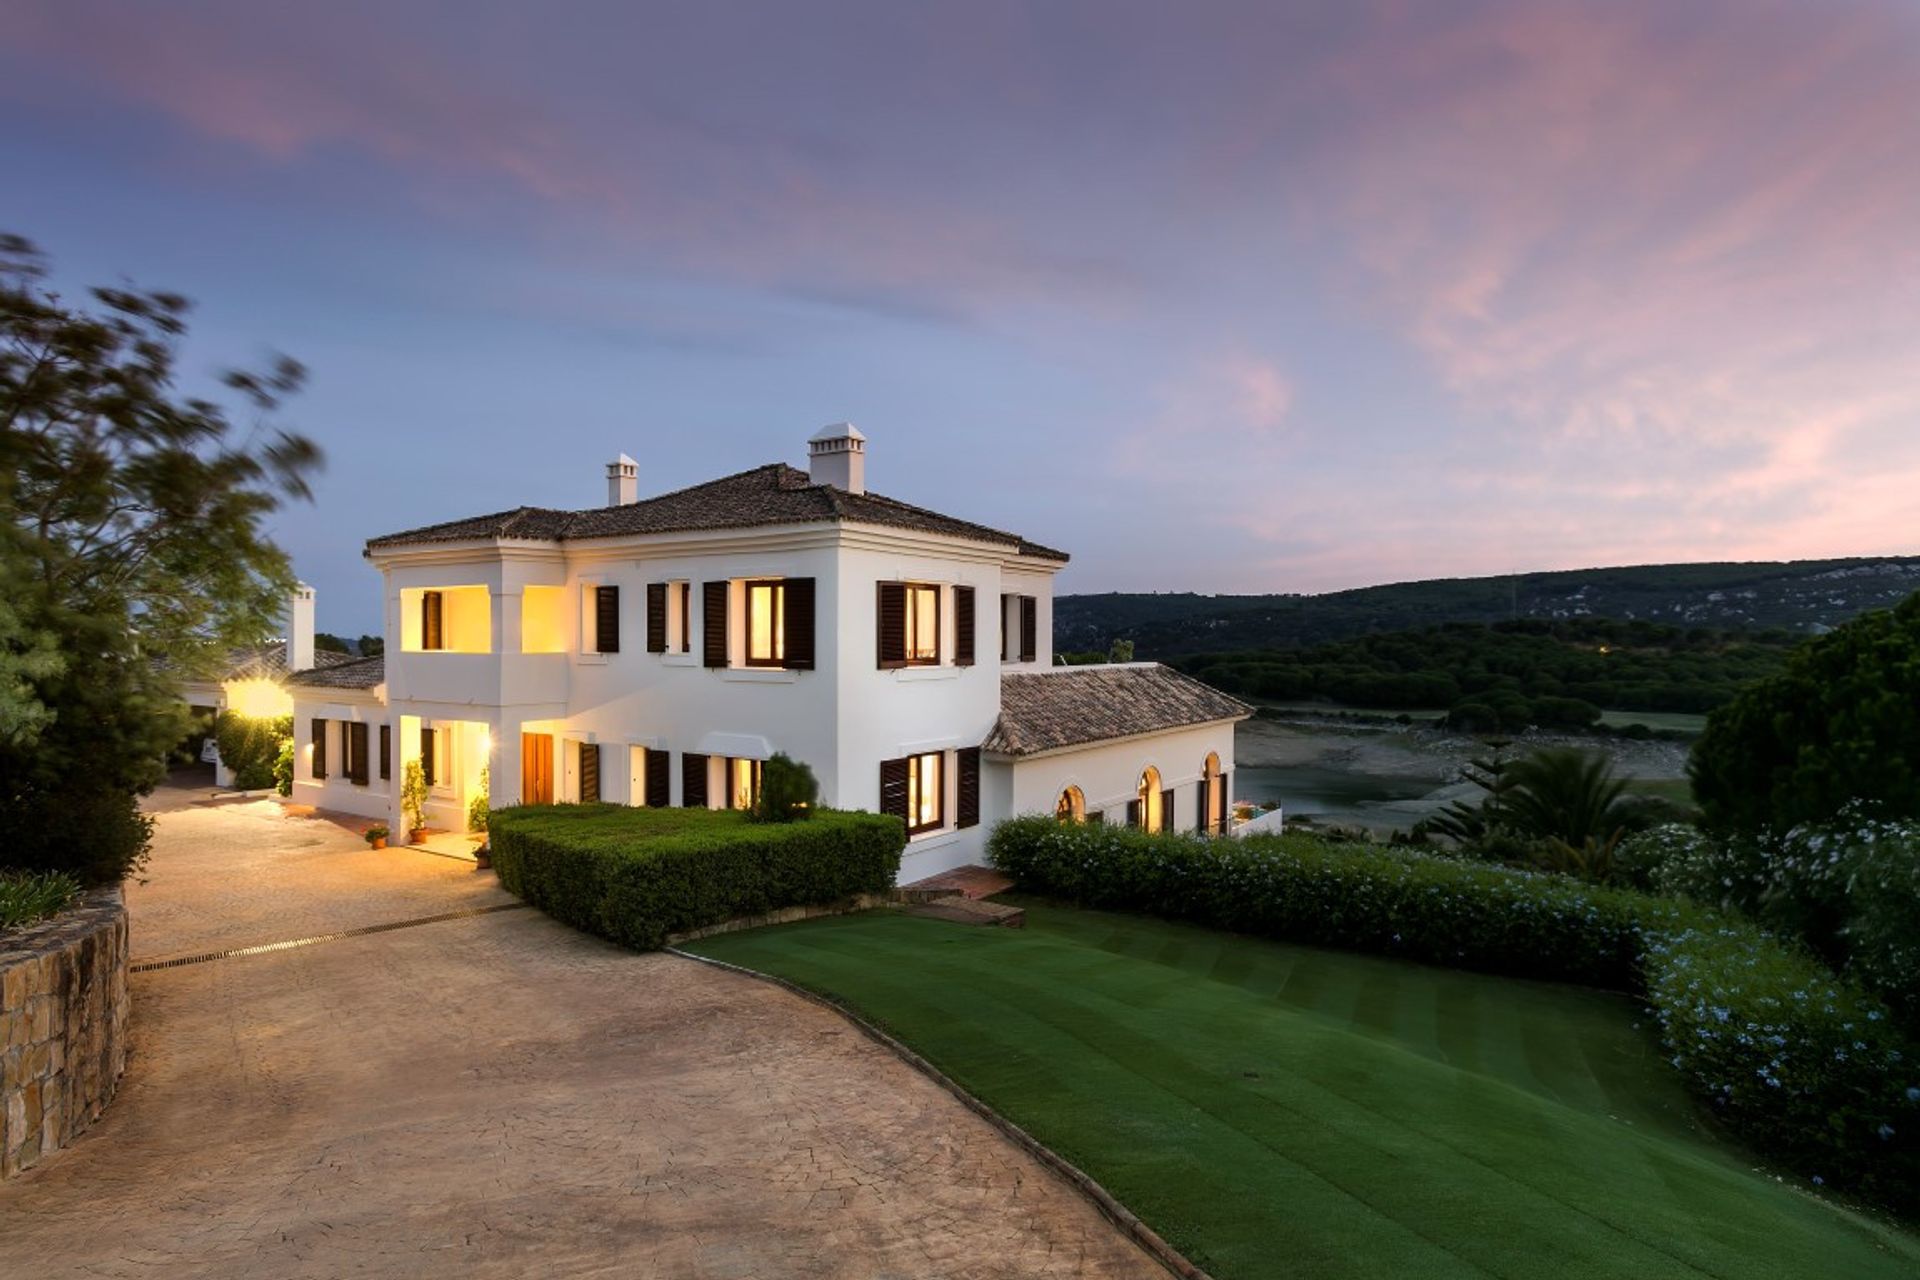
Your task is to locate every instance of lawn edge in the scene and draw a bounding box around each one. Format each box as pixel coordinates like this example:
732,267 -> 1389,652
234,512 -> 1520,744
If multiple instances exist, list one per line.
667,943 -> 1213,1280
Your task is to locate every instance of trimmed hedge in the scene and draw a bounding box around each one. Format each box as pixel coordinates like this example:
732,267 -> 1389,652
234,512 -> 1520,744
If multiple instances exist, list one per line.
988,815 -> 1689,988
490,804 -> 904,950
988,816 -> 1920,1214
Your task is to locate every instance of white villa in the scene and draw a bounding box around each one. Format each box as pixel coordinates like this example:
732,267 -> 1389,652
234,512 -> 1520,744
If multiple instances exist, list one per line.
281,426 -> 1250,882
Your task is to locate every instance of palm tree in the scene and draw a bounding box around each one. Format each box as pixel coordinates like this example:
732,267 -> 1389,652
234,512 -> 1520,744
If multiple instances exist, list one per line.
1502,748 -> 1631,878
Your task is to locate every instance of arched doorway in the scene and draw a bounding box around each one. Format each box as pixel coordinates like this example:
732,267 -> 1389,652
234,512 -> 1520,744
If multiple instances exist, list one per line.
1135,766 -> 1164,833
1201,751 -> 1223,834
1055,785 -> 1085,824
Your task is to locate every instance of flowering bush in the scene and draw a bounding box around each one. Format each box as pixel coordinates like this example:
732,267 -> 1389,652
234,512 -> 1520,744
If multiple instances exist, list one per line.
1644,922 -> 1919,1205
990,815 -> 1920,1213
1637,812 -> 1920,1021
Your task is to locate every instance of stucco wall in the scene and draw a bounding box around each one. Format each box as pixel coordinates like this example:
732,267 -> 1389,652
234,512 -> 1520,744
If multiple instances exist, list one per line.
1,887 -> 129,1178
1008,722 -> 1238,833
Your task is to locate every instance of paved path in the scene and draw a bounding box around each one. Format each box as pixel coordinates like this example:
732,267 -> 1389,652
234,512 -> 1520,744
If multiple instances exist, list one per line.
0,791 -> 1163,1279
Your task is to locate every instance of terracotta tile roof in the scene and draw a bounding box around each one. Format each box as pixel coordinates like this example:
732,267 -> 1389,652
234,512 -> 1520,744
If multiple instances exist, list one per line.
224,643 -> 360,681
365,463 -> 1069,561
285,654 -> 386,690
983,664 -> 1252,756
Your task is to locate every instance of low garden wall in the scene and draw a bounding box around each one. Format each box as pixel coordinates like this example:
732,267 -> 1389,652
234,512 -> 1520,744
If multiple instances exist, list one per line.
490,804 -> 905,951
1,886 -> 130,1178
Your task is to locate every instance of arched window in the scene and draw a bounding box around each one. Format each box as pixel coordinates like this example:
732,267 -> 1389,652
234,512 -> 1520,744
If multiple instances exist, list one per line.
1136,766 -> 1163,833
1201,751 -> 1223,834
1055,785 -> 1085,824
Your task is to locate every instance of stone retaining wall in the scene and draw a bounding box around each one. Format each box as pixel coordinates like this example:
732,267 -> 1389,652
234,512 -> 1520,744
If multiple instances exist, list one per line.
1,887 -> 129,1178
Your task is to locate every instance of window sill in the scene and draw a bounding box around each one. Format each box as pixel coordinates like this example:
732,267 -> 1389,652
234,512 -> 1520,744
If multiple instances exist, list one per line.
574,653 -> 609,666
661,653 -> 699,667
720,668 -> 798,684
907,827 -> 958,847
895,666 -> 962,683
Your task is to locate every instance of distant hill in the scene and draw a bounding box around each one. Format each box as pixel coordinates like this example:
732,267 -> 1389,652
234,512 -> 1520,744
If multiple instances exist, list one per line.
1056,556 -> 1920,656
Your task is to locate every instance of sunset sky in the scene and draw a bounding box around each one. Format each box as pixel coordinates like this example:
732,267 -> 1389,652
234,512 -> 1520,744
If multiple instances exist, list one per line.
6,1 -> 1918,633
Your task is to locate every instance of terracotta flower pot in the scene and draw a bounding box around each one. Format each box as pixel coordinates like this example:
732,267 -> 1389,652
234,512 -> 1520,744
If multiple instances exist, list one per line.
409,827 -> 430,845
370,837 -> 387,850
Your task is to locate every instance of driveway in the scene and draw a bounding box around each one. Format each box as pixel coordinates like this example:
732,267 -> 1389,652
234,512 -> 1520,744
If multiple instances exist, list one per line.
0,789 -> 1163,1279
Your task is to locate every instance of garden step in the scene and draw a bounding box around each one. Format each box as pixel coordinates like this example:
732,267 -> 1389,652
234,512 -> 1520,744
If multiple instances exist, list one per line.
908,897 -> 1025,929
903,864 -> 1014,900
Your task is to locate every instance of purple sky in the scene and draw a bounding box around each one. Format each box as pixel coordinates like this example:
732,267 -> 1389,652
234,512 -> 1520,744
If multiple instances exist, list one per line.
7,1 -> 1919,634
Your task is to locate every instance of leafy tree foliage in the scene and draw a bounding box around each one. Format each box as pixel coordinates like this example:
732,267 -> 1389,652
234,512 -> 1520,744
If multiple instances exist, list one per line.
356,633 -> 385,657
314,632 -> 352,654
1689,593 -> 1920,835
1178,617 -> 1792,721
1418,746 -> 1638,883
0,233 -> 321,881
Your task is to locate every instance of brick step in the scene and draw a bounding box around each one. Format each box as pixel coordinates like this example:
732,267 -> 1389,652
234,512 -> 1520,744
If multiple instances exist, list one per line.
908,897 -> 1025,929
902,864 -> 1015,900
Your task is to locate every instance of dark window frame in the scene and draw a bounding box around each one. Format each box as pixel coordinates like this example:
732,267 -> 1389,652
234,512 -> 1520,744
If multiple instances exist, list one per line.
903,583 -> 941,666
744,579 -> 786,667
905,750 -> 944,836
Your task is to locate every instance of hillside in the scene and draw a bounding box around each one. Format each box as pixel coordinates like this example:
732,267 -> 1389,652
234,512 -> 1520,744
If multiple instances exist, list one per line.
1056,556 -> 1920,656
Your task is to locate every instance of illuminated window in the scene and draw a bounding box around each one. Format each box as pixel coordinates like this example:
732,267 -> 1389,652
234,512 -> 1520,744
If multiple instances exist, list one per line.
907,751 -> 943,834
746,580 -> 785,666
1055,785 -> 1085,824
728,757 -> 763,811
905,584 -> 940,665
1136,766 -> 1163,833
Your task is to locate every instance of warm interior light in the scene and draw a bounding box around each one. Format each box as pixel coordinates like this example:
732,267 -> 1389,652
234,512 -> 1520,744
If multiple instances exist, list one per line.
224,677 -> 292,720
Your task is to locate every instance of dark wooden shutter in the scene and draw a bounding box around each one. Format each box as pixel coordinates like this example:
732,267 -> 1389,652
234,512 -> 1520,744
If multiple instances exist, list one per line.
678,583 -> 691,651
1086,809 -> 1105,826
580,743 -> 600,803
595,585 -> 620,654
349,722 -> 370,786
1161,789 -> 1175,832
311,718 -> 327,780
646,583 -> 668,653
645,748 -> 671,808
422,590 -> 443,650
1126,798 -> 1141,829
878,756 -> 910,822
421,725 -> 436,787
379,723 -> 391,780
682,752 -> 709,807
1019,595 -> 1038,663
783,577 -> 816,670
1000,593 -> 1012,661
953,586 -> 976,667
702,582 -> 729,668
1219,771 -> 1230,829
1196,779 -> 1210,833
956,747 -> 980,829
876,582 -> 907,669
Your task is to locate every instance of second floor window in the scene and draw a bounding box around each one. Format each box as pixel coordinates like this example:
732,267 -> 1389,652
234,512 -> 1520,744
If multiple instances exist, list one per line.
905,584 -> 940,664
746,579 -> 786,666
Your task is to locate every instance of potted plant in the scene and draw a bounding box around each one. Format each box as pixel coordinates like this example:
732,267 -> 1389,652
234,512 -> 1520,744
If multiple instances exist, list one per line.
363,823 -> 389,850
402,759 -> 430,845
467,766 -> 491,868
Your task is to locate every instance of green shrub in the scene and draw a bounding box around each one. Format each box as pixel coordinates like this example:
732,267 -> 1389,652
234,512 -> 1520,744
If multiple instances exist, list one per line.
273,737 -> 294,796
490,804 -> 904,950
468,764 -> 490,834
0,869 -> 81,929
0,782 -> 153,885
988,816 -> 1920,1212
213,711 -> 292,790
1643,922 -> 1919,1205
751,752 -> 818,824
988,816 -> 1683,988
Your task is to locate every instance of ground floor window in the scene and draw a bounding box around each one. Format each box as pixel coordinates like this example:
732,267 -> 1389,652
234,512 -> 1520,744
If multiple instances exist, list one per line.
907,752 -> 942,834
728,756 -> 763,811
1135,766 -> 1164,833
1056,785 -> 1085,823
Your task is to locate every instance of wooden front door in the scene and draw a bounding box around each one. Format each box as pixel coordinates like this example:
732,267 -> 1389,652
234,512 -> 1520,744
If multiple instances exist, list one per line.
521,733 -> 554,805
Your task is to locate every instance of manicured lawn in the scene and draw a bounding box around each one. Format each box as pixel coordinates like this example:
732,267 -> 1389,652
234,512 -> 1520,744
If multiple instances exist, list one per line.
684,903 -> 1920,1280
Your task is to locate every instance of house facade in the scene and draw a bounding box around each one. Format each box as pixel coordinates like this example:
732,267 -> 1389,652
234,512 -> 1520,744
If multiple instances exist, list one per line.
287,427 -> 1249,882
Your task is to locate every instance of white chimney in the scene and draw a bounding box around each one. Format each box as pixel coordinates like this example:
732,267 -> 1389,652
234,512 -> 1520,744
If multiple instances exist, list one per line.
607,453 -> 638,505
289,583 -> 316,672
807,423 -> 866,494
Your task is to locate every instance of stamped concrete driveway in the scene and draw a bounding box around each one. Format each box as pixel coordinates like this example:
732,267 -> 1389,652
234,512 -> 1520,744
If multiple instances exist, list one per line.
0,790 -> 1164,1279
